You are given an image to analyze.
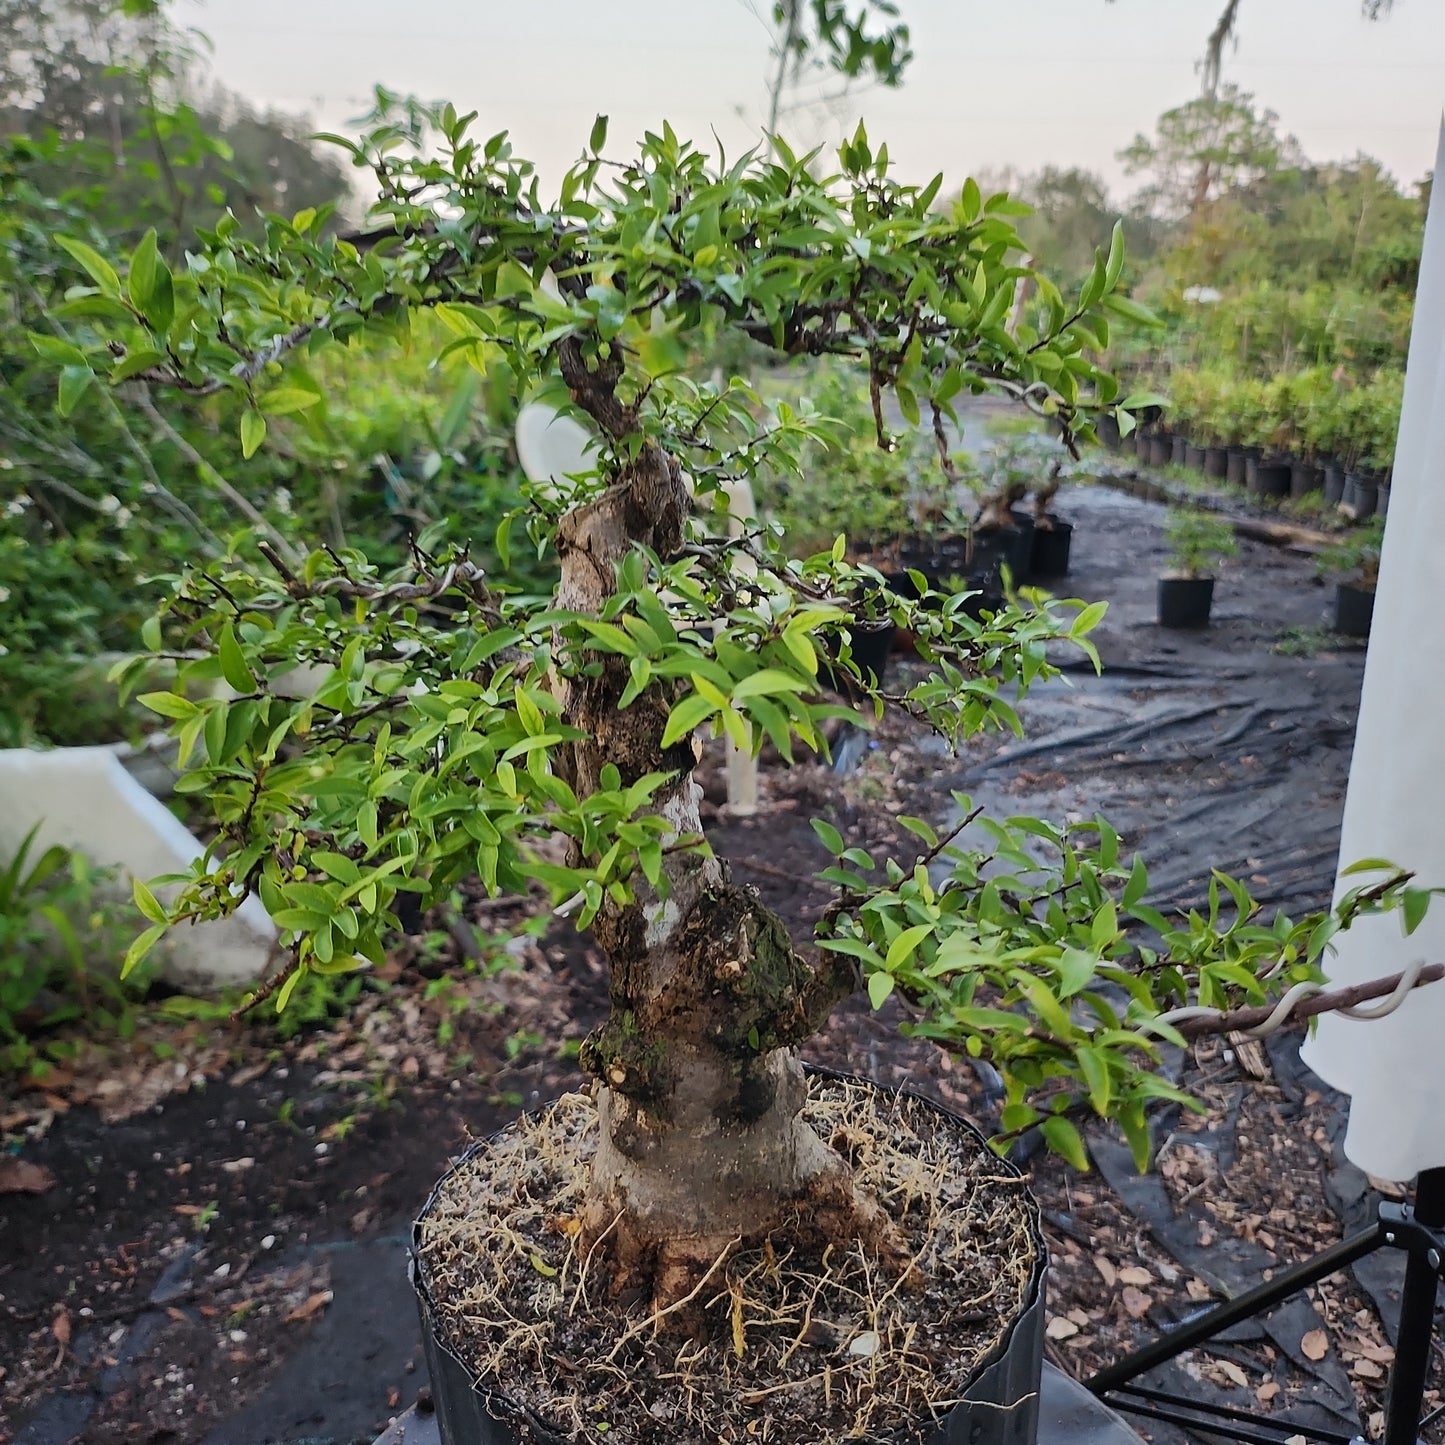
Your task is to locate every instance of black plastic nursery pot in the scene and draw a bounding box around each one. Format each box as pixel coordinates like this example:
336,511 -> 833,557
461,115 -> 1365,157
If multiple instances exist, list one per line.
411,1068 -> 1049,1445
1204,446 -> 1230,479
1095,412 -> 1122,449
1170,435 -> 1189,467
819,621 -> 896,691
1148,434 -> 1173,468
1346,472 -> 1379,520
1226,449 -> 1251,487
1333,581 -> 1376,638
1290,461 -> 1322,498
1184,442 -> 1207,471
1030,518 -> 1074,579
1157,575 -> 1216,628
1247,457 -> 1291,500
1323,464 -> 1347,505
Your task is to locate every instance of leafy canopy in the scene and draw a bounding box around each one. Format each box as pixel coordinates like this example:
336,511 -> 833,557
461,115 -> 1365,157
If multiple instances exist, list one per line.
52,104 -> 1431,1166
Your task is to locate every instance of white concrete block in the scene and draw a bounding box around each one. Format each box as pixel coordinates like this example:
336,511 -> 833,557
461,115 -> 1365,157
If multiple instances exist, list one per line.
0,746 -> 275,991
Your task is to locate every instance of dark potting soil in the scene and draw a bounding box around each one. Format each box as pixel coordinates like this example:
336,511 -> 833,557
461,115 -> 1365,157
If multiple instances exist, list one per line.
2,472 -> 1417,1445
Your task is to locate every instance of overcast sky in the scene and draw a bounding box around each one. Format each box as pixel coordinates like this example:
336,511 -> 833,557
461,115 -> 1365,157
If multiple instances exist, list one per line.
174,0 -> 1444,200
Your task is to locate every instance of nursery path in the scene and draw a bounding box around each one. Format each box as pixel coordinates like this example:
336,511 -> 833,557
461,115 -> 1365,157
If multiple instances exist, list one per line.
5,477 -> 1427,1445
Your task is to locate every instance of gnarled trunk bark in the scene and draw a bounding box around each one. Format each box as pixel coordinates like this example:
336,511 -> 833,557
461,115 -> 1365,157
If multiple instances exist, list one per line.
550,392 -> 893,1314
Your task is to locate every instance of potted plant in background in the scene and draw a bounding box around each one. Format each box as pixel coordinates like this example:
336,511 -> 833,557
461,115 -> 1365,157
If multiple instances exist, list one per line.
51,106 -> 1433,1445
1029,459 -> 1074,578
1247,374 -> 1296,500
1158,509 -> 1238,627
1320,520 -> 1384,637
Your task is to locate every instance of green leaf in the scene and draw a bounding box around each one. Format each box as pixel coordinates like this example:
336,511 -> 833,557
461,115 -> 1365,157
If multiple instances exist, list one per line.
1077,1047 -> 1112,1117
867,971 -> 896,1009
1402,887 -> 1431,935
1072,600 -> 1108,637
57,235 -> 121,295
1340,857 -> 1398,877
1121,854 -> 1148,909
275,967 -> 305,1012
137,690 -> 198,721
810,818 -> 845,856
56,364 -> 93,417
1040,1115 -> 1090,1171
127,227 -> 174,330
132,878 -> 167,924
590,114 -> 609,154
240,409 -> 266,459
123,922 -> 166,978
660,693 -> 717,749
885,922 -> 934,970
731,669 -> 809,701
1103,219 -> 1125,291
261,384 -> 323,416
218,624 -> 257,693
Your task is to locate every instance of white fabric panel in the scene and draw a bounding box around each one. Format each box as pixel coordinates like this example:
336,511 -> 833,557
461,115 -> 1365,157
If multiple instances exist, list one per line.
1300,123 -> 1445,1181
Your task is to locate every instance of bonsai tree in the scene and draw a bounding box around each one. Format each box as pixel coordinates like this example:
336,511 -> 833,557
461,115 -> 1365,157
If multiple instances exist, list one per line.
1165,508 -> 1237,579
53,107 -> 1435,1329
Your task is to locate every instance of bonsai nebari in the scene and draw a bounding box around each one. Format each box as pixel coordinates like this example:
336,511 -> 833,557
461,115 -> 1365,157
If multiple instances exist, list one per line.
58,107 -> 1435,1321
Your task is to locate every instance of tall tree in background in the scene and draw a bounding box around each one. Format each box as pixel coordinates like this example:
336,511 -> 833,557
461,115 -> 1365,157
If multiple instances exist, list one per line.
763,0 -> 912,135
0,0 -> 350,250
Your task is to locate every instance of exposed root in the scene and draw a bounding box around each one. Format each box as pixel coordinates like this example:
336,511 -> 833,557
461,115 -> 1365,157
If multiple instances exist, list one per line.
416,1076 -> 1038,1444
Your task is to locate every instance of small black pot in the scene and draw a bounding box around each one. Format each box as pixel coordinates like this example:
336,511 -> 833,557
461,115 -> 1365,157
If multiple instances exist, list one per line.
1346,472 -> 1379,520
964,524 -> 1028,592
1184,443 -> 1208,471
1158,575 -> 1216,628
1290,461 -> 1323,498
413,1070 -> 1049,1445
1248,457 -> 1291,499
1332,581 -> 1375,638
1170,435 -> 1189,468
1030,518 -> 1074,579
1204,446 -> 1230,479
1148,434 -> 1173,468
1095,413 -> 1122,449
1323,463 -> 1347,505
819,622 -> 896,692
1134,429 -> 1152,462
1226,449 -> 1251,487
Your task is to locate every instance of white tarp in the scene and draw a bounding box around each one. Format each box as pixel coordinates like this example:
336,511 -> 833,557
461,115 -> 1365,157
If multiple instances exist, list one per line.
0,746 -> 275,989
1300,122 -> 1445,1182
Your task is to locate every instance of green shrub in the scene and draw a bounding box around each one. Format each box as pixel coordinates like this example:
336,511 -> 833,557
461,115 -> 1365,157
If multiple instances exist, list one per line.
0,827 -> 144,1077
1165,509 -> 1237,578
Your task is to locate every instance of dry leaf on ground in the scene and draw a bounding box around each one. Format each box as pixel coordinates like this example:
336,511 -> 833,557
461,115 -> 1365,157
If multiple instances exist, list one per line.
1121,1287 -> 1153,1320
285,1290 -> 333,1323
1301,1329 -> 1329,1361
1045,1316 -> 1080,1340
0,1158 -> 55,1195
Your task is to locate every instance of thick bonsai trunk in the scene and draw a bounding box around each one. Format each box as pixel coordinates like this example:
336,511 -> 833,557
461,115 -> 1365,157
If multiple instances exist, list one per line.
975,480 -> 1027,533
550,402 -> 892,1314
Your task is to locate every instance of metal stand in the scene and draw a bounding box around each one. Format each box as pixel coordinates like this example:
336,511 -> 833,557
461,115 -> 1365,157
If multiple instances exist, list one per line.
1087,1168 -> 1445,1445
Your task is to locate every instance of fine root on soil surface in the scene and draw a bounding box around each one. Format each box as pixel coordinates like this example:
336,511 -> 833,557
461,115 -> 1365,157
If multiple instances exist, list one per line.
416,1075 -> 1037,1444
